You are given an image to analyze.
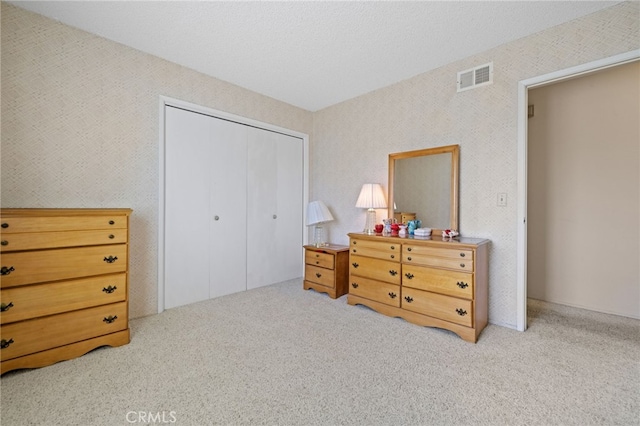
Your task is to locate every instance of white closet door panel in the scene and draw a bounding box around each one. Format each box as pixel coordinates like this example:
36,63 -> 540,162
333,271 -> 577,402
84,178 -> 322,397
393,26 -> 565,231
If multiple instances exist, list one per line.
246,127 -> 278,289
209,118 -> 248,298
273,132 -> 304,283
164,106 -> 211,309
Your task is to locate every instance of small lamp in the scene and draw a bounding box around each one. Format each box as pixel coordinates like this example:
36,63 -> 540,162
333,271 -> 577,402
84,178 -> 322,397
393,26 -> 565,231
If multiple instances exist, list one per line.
355,183 -> 387,234
306,200 -> 334,247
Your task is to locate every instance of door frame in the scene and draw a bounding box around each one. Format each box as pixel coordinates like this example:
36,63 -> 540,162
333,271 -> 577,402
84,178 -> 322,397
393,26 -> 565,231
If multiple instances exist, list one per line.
157,96 -> 310,313
515,49 -> 639,331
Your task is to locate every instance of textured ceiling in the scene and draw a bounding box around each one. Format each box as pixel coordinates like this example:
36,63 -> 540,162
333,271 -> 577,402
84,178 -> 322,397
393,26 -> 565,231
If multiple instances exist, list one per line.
9,1 -> 622,111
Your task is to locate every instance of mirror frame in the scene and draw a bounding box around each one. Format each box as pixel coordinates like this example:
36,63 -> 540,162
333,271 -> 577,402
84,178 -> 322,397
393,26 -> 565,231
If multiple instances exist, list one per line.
388,144 -> 460,234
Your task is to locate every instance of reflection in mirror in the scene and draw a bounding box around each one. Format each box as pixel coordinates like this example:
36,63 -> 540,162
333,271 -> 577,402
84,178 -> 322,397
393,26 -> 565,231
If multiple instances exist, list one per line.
388,145 -> 459,234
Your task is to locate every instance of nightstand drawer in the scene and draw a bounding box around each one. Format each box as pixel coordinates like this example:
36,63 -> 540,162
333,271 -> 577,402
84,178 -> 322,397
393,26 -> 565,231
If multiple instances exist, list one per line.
305,264 -> 335,288
349,276 -> 400,307
305,250 -> 334,269
401,288 -> 473,327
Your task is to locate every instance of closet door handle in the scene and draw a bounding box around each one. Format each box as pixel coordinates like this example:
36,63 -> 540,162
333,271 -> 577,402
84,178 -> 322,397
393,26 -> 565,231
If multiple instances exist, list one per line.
214,215 -> 220,221
273,214 -> 277,219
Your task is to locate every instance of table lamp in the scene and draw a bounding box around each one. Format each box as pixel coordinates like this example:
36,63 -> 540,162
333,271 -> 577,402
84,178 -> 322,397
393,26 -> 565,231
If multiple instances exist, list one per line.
306,200 -> 334,247
355,183 -> 387,234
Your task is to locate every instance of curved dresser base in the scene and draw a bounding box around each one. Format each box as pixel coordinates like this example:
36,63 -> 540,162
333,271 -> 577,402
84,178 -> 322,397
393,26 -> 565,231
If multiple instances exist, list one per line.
1,329 -> 130,375
347,295 -> 480,343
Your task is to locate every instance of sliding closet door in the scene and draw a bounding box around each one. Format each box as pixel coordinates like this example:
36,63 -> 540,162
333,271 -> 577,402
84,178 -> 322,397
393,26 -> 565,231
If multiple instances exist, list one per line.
165,107 -> 212,308
165,107 -> 248,309
246,128 -> 303,289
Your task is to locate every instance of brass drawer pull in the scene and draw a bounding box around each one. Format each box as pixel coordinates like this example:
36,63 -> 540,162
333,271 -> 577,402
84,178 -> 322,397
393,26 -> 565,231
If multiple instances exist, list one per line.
404,296 -> 413,303
405,273 -> 414,279
315,273 -> 322,278
457,281 -> 469,289
459,263 -> 466,268
352,262 -> 359,268
103,315 -> 118,324
102,285 -> 117,294
108,234 -> 115,239
1,223 -> 8,229
1,266 -> 15,275
351,282 -> 359,289
459,253 -> 466,257
1,240 -> 8,246
103,256 -> 118,263
456,308 -> 467,316
388,292 -> 397,299
0,302 -> 14,312
389,270 -> 398,276
1,338 -> 14,349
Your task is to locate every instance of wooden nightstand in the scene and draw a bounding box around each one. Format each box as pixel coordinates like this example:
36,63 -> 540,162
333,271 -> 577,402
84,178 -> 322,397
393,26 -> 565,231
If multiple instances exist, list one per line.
303,244 -> 349,298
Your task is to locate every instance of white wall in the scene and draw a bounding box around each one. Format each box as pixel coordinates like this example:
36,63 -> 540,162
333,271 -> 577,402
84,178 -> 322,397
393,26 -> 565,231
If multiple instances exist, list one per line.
527,61 -> 639,318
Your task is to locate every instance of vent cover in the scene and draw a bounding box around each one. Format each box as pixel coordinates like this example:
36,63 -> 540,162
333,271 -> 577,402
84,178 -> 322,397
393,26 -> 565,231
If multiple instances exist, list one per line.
457,62 -> 493,92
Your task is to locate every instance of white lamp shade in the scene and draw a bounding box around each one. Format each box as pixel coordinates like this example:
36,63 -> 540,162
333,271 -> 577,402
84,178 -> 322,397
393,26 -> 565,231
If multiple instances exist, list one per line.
307,200 -> 334,226
355,183 -> 387,209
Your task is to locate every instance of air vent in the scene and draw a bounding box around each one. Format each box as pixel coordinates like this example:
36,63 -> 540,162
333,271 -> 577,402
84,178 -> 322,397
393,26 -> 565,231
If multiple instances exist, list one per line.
457,62 -> 493,92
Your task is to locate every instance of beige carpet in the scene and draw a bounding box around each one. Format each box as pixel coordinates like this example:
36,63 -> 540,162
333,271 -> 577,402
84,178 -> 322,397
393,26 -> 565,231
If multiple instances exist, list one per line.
1,279 -> 639,425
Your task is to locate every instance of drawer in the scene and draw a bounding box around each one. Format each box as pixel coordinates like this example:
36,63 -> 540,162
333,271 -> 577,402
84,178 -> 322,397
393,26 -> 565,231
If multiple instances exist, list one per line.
403,245 -> 473,261
0,301 -> 127,361
0,273 -> 127,324
350,254 -> 401,285
305,264 -> 335,288
402,264 -> 474,300
0,215 -> 127,234
0,245 -> 128,288
401,288 -> 473,327
305,250 -> 334,269
403,247 -> 474,272
0,229 -> 128,253
350,239 -> 400,261
349,275 -> 400,307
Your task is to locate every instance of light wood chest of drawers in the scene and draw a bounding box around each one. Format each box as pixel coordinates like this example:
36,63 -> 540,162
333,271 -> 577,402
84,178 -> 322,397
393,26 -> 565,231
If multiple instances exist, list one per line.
303,244 -> 349,299
347,233 -> 489,343
0,208 -> 132,374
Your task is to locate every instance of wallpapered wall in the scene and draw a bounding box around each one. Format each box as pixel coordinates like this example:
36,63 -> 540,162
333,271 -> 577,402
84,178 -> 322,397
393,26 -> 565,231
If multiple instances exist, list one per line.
310,2 -> 639,328
2,2 -> 639,327
0,3 -> 313,319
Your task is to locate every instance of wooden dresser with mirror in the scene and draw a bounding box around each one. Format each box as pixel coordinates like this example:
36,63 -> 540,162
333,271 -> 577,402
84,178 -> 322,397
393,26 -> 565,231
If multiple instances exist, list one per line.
347,145 -> 490,342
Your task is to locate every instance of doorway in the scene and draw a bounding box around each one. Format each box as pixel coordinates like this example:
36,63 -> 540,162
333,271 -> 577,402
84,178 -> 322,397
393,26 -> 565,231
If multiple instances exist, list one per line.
516,50 -> 640,331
